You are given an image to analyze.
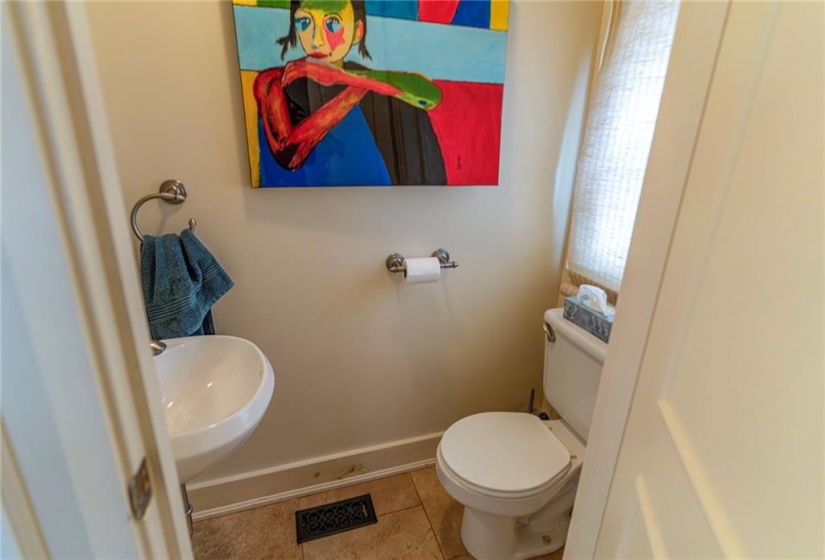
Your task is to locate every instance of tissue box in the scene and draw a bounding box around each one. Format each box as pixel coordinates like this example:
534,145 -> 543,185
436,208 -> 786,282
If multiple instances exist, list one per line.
563,296 -> 613,343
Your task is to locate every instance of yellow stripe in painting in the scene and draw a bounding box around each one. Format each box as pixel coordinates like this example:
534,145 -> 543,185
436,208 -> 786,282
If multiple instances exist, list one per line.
232,0 -> 257,6
240,70 -> 261,188
490,0 -> 509,31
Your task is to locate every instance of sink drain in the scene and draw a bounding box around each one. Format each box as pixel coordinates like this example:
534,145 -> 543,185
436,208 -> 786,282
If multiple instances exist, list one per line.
295,494 -> 378,543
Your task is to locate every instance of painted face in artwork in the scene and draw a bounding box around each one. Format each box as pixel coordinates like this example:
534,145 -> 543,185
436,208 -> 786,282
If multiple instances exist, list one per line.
294,0 -> 365,65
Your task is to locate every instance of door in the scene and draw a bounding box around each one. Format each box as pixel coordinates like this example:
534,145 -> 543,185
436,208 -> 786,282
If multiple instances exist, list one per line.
1,3 -> 192,557
594,2 -> 823,558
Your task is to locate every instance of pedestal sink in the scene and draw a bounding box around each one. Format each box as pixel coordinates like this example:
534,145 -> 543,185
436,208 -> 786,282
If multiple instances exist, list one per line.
154,335 -> 275,482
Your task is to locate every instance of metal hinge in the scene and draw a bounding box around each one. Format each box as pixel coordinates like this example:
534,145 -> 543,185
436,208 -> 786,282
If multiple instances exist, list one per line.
129,458 -> 152,520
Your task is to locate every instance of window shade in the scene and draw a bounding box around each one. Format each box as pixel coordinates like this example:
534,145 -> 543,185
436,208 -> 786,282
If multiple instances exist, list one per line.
566,0 -> 680,294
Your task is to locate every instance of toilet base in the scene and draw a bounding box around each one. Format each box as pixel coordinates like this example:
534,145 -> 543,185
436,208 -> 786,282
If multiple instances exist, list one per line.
460,504 -> 571,560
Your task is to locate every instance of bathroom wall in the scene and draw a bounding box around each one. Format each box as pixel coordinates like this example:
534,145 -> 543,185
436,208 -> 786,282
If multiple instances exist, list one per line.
86,1 -> 601,484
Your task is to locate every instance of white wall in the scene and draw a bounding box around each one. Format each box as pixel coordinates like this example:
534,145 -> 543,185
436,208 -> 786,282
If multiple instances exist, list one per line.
86,0 -> 602,483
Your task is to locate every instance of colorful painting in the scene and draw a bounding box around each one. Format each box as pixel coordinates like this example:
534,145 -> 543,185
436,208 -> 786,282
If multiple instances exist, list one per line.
232,0 -> 509,187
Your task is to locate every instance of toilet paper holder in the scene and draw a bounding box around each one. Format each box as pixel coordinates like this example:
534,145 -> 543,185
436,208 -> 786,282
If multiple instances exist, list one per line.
385,249 -> 459,274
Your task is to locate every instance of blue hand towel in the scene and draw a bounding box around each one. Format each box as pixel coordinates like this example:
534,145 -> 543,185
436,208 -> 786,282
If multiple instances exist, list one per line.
140,230 -> 234,339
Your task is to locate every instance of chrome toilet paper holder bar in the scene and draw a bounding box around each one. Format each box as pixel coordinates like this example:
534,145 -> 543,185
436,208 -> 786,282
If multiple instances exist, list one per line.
385,249 -> 459,274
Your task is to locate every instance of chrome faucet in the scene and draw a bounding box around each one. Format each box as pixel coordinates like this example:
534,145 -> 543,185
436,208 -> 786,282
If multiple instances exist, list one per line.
150,339 -> 167,356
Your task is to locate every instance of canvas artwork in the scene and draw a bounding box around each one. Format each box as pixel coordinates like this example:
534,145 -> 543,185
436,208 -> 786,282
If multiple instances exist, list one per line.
232,0 -> 509,187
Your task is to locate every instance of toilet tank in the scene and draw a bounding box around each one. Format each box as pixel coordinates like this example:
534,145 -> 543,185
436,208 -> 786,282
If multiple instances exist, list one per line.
543,308 -> 607,441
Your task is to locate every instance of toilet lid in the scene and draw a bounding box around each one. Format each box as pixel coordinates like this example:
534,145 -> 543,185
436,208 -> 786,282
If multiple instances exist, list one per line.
440,412 -> 571,495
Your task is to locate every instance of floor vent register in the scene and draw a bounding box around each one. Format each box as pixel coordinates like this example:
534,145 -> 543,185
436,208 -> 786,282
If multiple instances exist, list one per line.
295,494 -> 378,543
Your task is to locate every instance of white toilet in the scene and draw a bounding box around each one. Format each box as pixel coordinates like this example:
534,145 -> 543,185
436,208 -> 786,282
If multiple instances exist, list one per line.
436,308 -> 606,559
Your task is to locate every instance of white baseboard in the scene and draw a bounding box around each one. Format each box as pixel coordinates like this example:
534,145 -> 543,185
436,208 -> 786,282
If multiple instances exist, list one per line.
187,431 -> 443,521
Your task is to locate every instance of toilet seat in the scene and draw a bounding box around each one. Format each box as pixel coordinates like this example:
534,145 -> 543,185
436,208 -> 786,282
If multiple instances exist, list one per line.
439,412 -> 571,499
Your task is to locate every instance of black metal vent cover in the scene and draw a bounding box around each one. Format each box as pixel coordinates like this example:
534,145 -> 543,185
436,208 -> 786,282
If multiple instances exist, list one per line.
295,494 -> 378,543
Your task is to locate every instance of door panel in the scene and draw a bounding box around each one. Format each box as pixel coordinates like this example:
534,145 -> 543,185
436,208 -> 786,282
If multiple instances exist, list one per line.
2,3 -> 192,557
596,2 -> 824,558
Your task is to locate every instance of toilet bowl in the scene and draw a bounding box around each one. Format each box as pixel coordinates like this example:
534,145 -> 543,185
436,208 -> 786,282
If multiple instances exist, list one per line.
436,413 -> 585,560
436,308 -> 606,559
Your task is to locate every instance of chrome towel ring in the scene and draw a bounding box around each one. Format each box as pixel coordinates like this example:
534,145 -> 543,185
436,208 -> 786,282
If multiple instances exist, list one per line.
130,179 -> 197,242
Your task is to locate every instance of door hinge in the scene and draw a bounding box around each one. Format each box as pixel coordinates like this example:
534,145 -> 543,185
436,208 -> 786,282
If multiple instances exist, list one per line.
129,458 -> 152,520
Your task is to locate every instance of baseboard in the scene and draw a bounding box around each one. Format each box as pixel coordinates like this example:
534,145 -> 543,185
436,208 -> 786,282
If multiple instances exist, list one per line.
187,431 -> 443,521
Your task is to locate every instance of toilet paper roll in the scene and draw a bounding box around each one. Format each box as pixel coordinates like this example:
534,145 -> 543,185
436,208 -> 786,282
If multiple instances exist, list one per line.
404,257 -> 441,284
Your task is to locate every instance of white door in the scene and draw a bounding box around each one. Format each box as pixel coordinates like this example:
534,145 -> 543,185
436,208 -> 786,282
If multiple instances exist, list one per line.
1,3 -> 192,557
594,2 -> 823,558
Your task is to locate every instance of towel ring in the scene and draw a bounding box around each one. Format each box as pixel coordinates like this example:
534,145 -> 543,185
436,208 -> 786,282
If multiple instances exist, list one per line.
130,179 -> 197,242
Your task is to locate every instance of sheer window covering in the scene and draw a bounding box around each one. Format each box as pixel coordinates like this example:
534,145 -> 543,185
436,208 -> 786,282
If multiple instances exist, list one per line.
564,0 -> 680,298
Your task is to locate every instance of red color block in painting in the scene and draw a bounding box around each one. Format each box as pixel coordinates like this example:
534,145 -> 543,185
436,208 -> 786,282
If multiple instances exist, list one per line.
428,80 -> 503,185
418,0 -> 461,24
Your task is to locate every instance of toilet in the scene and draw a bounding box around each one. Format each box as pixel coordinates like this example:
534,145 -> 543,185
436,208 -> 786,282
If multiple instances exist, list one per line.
436,308 -> 607,560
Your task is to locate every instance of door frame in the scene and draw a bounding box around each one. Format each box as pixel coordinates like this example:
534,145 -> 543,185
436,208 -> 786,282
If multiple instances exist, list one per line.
3,3 -> 191,556
1,1 -> 733,557
563,2 -> 731,558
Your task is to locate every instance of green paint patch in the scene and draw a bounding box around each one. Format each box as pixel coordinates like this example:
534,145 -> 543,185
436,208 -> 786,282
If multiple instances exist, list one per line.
255,0 -> 291,8
300,0 -> 350,14
351,70 -> 442,110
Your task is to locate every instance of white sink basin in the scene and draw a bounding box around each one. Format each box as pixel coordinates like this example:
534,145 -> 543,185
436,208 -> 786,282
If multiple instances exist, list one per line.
154,335 -> 274,482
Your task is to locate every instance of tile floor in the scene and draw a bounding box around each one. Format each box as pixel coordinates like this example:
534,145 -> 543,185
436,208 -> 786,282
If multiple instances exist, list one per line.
192,466 -> 565,560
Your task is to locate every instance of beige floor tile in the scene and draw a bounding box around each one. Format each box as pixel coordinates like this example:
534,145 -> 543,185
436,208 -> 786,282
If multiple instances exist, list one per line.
535,548 -> 565,560
411,467 -> 468,560
192,499 -> 302,560
298,473 -> 420,516
302,506 -> 443,560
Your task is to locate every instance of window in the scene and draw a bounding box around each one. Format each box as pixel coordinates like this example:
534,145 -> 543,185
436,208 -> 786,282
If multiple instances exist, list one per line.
563,0 -> 680,300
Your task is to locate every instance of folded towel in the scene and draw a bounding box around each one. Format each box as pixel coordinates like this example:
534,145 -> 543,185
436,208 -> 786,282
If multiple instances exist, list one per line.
140,230 -> 233,339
